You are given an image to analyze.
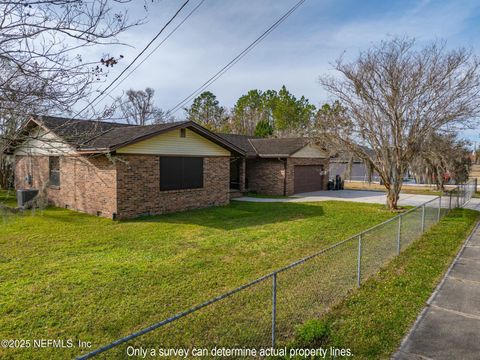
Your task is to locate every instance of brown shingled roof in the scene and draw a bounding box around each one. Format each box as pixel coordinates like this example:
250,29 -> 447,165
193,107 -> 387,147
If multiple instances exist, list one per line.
249,138 -> 310,157
38,115 -> 130,148
11,116 -> 326,158
216,133 -> 318,158
17,116 -> 245,155
80,122 -> 189,150
216,133 -> 259,157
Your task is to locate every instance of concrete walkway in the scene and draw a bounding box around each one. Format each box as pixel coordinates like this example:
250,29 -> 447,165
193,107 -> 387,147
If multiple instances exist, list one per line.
234,190 -> 439,207
394,222 -> 480,360
464,197 -> 480,211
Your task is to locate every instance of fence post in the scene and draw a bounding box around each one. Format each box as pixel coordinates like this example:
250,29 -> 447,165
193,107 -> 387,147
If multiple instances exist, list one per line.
449,191 -> 452,210
421,205 -> 425,233
437,196 -> 442,222
357,233 -> 362,288
397,215 -> 402,255
457,189 -> 460,208
271,272 -> 277,348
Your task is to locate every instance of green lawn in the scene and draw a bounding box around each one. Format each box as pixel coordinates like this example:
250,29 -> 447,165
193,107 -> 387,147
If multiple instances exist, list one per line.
0,200 -> 396,359
292,208 -> 479,359
0,189 -> 17,207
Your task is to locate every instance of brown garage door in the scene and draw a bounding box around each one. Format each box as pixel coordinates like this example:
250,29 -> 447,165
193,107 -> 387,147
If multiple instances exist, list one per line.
294,165 -> 324,194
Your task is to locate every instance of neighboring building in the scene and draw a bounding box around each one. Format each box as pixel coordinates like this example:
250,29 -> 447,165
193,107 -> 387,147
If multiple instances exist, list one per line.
6,116 -> 329,219
329,149 -> 380,182
329,159 -> 380,182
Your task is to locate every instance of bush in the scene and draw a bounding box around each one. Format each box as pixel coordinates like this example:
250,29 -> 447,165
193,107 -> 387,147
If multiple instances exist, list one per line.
295,319 -> 330,346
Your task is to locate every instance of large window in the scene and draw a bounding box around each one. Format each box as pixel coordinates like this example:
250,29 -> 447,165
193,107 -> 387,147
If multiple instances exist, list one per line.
160,157 -> 203,191
49,156 -> 60,187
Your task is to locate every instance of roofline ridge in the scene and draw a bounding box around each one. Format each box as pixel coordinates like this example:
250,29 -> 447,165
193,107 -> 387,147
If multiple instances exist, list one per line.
39,115 -> 130,127
247,138 -> 260,156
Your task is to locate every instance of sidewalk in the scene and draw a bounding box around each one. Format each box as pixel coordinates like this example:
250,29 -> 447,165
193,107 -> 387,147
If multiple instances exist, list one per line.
394,221 -> 480,360
464,197 -> 480,211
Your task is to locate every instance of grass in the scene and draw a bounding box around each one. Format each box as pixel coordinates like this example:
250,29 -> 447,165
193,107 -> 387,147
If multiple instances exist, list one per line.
0,189 -> 17,207
291,208 -> 479,359
0,200 -> 396,359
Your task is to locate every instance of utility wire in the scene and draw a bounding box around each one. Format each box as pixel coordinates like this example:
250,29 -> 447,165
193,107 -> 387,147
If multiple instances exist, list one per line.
167,0 -> 307,115
93,0 -> 206,108
73,0 -> 191,120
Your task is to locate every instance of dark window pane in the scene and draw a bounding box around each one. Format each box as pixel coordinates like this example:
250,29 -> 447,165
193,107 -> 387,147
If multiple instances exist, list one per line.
49,156 -> 59,171
160,157 -> 203,191
49,157 -> 60,186
50,171 -> 60,186
160,157 -> 183,190
182,157 -> 203,189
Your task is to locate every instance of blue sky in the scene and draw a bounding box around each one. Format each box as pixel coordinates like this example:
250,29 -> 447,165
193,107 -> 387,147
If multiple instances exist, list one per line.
84,0 -> 480,143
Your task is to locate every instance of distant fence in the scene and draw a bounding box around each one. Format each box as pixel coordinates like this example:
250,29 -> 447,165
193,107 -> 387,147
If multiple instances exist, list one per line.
77,180 -> 477,359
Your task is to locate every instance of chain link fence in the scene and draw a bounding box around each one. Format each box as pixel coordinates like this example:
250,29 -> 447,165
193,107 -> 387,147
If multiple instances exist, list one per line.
77,180 -> 477,359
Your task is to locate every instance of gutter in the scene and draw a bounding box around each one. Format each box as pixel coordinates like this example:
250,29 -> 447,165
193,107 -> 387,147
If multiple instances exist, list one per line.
75,149 -> 111,154
258,154 -> 290,158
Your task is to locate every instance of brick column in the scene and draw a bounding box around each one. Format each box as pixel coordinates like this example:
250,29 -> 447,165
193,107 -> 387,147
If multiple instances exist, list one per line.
239,157 -> 246,192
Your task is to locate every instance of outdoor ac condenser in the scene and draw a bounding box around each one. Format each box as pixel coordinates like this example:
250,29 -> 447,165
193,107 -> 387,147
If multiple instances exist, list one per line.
17,189 -> 39,208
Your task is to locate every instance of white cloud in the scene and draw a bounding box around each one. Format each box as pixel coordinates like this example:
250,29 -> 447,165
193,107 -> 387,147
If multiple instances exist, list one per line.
76,0 -> 480,127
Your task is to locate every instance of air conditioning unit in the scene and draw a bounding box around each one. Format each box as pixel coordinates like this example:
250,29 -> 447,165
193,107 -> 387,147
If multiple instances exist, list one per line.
17,189 -> 39,208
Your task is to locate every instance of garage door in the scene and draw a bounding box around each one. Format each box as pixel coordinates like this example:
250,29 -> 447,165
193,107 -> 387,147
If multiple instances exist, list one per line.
294,165 -> 324,194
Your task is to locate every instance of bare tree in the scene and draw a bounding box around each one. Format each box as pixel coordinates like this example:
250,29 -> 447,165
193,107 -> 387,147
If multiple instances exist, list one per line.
318,38 -> 480,209
0,1 -> 142,115
0,1 -> 143,188
411,132 -> 470,189
116,87 -> 173,125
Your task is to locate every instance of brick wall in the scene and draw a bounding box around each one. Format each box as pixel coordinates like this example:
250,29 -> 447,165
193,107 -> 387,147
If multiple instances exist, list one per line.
15,155 -> 49,190
13,153 -> 328,218
245,157 -> 329,196
116,155 -> 230,219
285,158 -> 329,195
246,158 -> 286,196
14,155 -> 117,218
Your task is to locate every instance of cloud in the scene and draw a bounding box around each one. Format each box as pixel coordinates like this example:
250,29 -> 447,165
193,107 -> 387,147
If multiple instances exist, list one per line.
77,0 -> 480,126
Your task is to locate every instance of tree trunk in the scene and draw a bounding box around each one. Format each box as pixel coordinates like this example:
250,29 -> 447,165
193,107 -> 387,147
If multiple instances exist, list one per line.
0,155 -> 13,190
386,189 -> 399,209
385,180 -> 402,210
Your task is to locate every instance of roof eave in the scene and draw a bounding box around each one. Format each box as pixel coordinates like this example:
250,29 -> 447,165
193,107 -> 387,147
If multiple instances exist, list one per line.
75,148 -> 111,154
108,121 -> 189,152
258,154 -> 290,158
187,122 -> 246,156
7,116 -> 81,155
109,121 -> 246,156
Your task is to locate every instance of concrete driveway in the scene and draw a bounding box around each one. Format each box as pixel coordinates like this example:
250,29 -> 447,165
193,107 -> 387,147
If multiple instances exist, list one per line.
234,190 -> 439,207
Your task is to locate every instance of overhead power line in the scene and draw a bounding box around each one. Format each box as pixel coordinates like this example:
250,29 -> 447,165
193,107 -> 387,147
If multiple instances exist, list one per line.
167,0 -> 307,115
73,0 -> 192,120
94,0 -> 206,108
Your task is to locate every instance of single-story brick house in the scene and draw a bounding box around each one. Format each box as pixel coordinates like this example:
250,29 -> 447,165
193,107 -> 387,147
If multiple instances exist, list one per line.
6,116 -> 329,219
